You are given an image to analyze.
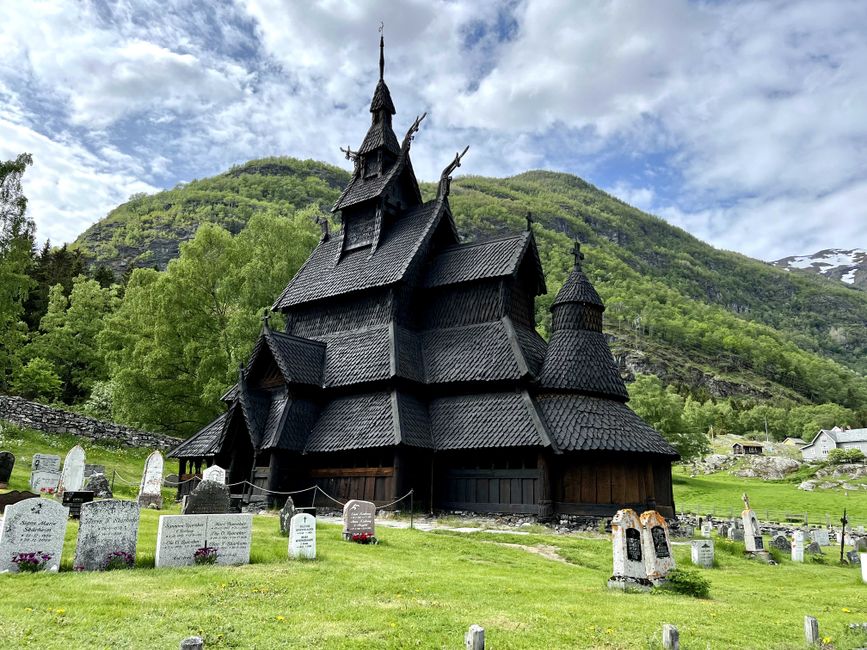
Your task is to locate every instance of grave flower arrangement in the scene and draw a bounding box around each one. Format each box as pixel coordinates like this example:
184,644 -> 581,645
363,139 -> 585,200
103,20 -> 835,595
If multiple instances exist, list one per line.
12,551 -> 52,573
194,545 -> 218,565
104,550 -> 135,571
350,532 -> 377,545
39,487 -> 56,495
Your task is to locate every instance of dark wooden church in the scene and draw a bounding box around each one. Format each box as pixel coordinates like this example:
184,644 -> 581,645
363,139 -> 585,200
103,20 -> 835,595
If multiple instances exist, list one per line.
169,39 -> 679,517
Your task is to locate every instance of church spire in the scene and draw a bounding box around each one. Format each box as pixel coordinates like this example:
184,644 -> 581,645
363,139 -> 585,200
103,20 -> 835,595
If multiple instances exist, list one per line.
379,24 -> 385,81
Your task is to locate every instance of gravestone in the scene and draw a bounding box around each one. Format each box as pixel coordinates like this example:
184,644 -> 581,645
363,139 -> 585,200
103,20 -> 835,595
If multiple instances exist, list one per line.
771,534 -> 791,552
741,494 -> 763,552
201,465 -> 226,485
138,450 -> 164,509
608,508 -> 650,590
30,454 -> 61,493
288,512 -> 316,560
0,490 -> 39,513
856,538 -> 867,552
279,496 -> 295,536
639,510 -> 675,583
861,554 -> 867,584
342,499 -> 376,539
57,445 -> 86,497
155,513 -> 252,568
84,473 -> 113,499
810,529 -> 831,547
31,453 -> 60,474
847,550 -> 860,566
700,521 -> 712,538
679,524 -> 694,538
84,464 -> 105,479
0,498 -> 68,572
62,491 -> 94,518
0,451 -> 14,488
805,541 -> 823,555
792,530 -> 806,562
163,473 -> 179,487
691,539 -> 714,568
73,500 -> 140,571
717,525 -> 729,539
729,528 -> 745,542
181,480 -> 230,515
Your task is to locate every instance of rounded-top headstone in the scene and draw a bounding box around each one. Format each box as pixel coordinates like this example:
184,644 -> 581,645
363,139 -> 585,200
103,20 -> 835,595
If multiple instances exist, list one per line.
0,451 -> 15,486
342,499 -> 376,538
288,512 -> 316,560
0,498 -> 69,572
138,450 -> 164,509
57,445 -> 86,496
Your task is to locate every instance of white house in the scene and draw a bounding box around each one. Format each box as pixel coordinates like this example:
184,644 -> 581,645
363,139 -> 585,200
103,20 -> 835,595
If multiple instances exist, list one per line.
800,426 -> 867,461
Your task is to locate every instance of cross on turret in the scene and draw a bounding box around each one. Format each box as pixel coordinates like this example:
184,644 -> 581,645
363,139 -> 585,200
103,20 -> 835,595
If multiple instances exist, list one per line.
526,211 -> 534,232
262,309 -> 271,329
571,239 -> 585,269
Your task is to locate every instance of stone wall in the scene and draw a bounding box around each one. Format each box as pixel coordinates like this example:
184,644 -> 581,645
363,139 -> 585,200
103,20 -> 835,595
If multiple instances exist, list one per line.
0,395 -> 181,451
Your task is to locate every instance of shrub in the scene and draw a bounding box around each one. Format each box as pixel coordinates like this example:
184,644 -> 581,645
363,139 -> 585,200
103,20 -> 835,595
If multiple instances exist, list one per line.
827,448 -> 865,465
655,568 -> 711,599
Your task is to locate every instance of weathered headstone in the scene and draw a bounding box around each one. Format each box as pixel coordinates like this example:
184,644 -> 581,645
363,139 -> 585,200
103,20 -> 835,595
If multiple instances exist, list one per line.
805,541 -> 823,555
700,521 -> 712,538
608,508 -> 650,590
31,453 -> 60,474
771,534 -> 791,552
729,528 -> 745,542
741,493 -> 763,552
73,500 -> 140,571
163,473 -> 179,487
57,445 -> 86,497
62,491 -> 94,519
180,637 -> 204,650
640,510 -> 675,583
846,550 -> 861,566
792,530 -> 806,562
288,513 -> 316,560
810,528 -> 830,547
465,624 -> 485,650
30,453 -> 61,493
155,513 -> 252,568
0,498 -> 68,572
84,464 -> 105,479
84,473 -> 113,499
856,537 -> 867,552
662,624 -> 680,650
679,524 -> 694,538
201,465 -> 226,485
138,450 -> 164,509
0,451 -> 14,488
691,539 -> 714,568
342,499 -> 376,540
279,496 -> 295,536
181,480 -> 230,515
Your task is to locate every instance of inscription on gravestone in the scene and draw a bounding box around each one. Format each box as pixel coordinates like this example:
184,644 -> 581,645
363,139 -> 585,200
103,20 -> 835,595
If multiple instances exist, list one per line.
288,513 -> 316,560
342,499 -> 376,538
626,528 -> 642,561
62,491 -> 94,519
155,514 -> 252,568
30,454 -> 61,493
651,526 -> 670,559
691,540 -> 714,568
0,498 -> 68,572
73,500 -> 140,571
0,451 -> 14,487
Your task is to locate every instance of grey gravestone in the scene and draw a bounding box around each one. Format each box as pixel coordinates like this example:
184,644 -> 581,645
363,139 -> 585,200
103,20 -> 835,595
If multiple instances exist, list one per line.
180,637 -> 204,650
679,524 -> 694,538
182,480 -> 230,515
729,528 -> 745,542
288,513 -> 316,560
155,513 -> 252,568
30,454 -> 61,493
0,451 -> 14,487
73,500 -> 140,571
62,491 -> 94,519
805,541 -> 823,555
138,450 -> 164,509
31,453 -> 60,473
84,464 -> 105,479
810,529 -> 831,547
855,538 -> 867,552
0,498 -> 68,572
342,499 -> 376,539
691,540 -> 714,568
771,535 -> 791,552
279,496 -> 295,536
163,473 -> 179,487
57,445 -> 86,497
847,550 -> 861,565
85,473 -> 113,499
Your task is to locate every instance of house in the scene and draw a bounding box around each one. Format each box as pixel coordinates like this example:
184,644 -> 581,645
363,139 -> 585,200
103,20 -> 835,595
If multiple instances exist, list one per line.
732,442 -> 763,455
168,37 -> 679,517
782,437 -> 806,447
800,427 -> 867,462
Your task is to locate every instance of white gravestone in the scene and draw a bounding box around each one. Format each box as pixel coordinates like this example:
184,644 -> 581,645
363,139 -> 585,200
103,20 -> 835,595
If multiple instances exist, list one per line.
691,539 -> 714,568
155,514 -> 252,568
73,500 -> 140,571
342,499 -> 376,539
791,530 -> 806,562
810,529 -> 830,547
57,445 -> 86,497
0,498 -> 68,572
741,494 -> 763,552
201,465 -> 226,485
700,521 -> 712,538
138,450 -> 164,509
640,510 -> 675,583
861,554 -> 867,584
608,508 -> 649,590
30,454 -> 61,493
288,513 -> 316,560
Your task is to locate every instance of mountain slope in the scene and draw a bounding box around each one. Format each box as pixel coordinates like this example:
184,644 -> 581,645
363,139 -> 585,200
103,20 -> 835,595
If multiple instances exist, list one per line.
773,248 -> 867,289
73,157 -> 867,407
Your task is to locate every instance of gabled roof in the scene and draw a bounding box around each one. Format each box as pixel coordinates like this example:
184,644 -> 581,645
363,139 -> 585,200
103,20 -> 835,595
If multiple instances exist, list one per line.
802,427 -> 867,449
249,328 -> 324,386
168,408 -> 231,459
273,199 -> 445,308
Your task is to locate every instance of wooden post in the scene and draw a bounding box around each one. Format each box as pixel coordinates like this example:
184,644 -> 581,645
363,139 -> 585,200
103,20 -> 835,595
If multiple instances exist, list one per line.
179,637 -> 203,650
465,624 -> 484,649
662,624 -> 679,649
804,616 -> 819,646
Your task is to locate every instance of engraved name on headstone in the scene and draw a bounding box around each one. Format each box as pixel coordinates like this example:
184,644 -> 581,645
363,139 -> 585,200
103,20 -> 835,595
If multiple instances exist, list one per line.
181,480 -> 230,515
57,445 -> 86,497
155,514 -> 252,568
640,510 -> 675,583
30,454 -> 61,493
691,539 -> 714,568
608,508 -> 649,590
201,465 -> 226,485
0,498 -> 68,572
288,513 -> 316,560
810,529 -> 830,547
73,500 -> 140,571
138,450 -> 164,509
342,499 -> 376,538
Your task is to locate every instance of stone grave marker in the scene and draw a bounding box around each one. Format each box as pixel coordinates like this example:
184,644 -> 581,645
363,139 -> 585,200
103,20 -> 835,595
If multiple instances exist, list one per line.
741,494 -> 763,552
792,530 -> 806,562
608,508 -> 650,590
57,445 -> 86,497
163,473 -> 179,487
85,473 -> 113,499
342,499 -> 376,540
31,453 -> 60,473
201,465 -> 226,485
847,550 -> 861,566
30,454 -> 61,493
771,534 -> 791,552
805,541 -> 823,555
155,513 -> 252,568
0,451 -> 14,488
138,450 -> 164,509
679,524 -> 694,538
62,491 -> 94,518
0,498 -> 68,572
279,496 -> 295,536
856,538 -> 867,552
84,464 -> 105,479
700,521 -> 712,538
73,500 -> 140,571
181,480 -> 230,515
729,528 -> 745,542
691,539 -> 714,568
640,510 -> 675,583
288,512 -> 316,560
810,528 -> 830,547
861,554 -> 867,583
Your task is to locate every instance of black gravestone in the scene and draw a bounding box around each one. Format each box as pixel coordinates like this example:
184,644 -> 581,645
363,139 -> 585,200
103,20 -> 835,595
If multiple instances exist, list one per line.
181,480 -> 230,515
626,528 -> 642,561
62,491 -> 95,518
753,536 -> 764,550
0,451 -> 14,487
846,550 -> 860,565
651,526 -> 670,558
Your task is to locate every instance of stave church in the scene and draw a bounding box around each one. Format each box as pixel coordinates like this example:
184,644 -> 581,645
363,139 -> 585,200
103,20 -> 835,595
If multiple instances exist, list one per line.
169,38 -> 679,517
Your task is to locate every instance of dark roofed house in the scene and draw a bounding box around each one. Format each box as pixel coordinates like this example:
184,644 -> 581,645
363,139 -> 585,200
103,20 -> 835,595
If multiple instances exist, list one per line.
169,37 -> 679,517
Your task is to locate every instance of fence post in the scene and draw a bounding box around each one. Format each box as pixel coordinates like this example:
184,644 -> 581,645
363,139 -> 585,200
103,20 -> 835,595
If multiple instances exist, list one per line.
410,489 -> 414,530
465,624 -> 485,649
804,616 -> 819,646
662,624 -> 679,650
180,637 -> 204,650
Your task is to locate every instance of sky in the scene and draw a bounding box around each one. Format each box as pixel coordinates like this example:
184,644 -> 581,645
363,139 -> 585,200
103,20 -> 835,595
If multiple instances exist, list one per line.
1,0 -> 865,261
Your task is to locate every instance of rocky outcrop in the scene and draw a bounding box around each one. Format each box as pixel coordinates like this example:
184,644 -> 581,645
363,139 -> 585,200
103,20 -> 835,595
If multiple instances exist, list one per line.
731,455 -> 801,480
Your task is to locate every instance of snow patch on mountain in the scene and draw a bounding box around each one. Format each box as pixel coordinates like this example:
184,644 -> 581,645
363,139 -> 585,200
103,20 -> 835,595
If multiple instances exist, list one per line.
772,248 -> 866,288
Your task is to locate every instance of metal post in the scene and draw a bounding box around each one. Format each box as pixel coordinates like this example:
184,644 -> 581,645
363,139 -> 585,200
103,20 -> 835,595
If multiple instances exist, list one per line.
110,468 -> 116,492
410,489 -> 414,530
840,509 -> 848,564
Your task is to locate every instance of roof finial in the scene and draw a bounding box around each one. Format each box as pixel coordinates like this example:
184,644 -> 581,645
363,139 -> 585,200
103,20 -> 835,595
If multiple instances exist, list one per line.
378,22 -> 385,81
315,215 -> 330,242
262,308 -> 271,329
526,211 -> 534,232
571,238 -> 585,269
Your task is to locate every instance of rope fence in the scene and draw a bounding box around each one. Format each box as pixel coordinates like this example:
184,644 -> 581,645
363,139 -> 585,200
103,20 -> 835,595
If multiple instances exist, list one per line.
678,503 -> 865,529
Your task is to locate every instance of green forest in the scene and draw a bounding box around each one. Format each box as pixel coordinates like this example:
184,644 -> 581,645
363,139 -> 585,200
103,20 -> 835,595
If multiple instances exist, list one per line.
2,154 -> 866,459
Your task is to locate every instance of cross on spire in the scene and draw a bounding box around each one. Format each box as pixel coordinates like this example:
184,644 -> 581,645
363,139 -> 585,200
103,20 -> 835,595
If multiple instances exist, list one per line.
571,239 -> 585,269
526,211 -> 534,232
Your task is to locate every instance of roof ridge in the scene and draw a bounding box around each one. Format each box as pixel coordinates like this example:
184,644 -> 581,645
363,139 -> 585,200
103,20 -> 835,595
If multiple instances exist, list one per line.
266,328 -> 327,348
434,231 -> 528,253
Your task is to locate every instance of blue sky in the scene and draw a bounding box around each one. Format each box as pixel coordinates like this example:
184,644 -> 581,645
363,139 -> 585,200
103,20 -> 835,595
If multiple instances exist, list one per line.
1,0 -> 865,260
